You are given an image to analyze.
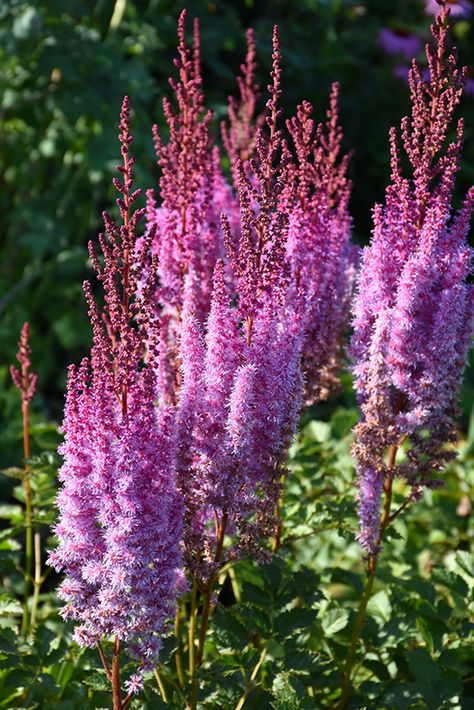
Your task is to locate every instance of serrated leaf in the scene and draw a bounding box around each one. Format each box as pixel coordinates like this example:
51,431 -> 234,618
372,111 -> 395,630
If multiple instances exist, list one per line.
0,596 -> 22,618
320,608 -> 349,637
275,608 -> 314,639
1,467 -> 24,480
0,505 -> 22,521
271,672 -> 304,709
455,551 -> 474,582
367,590 -> 391,622
416,617 -> 434,656
83,672 -> 110,691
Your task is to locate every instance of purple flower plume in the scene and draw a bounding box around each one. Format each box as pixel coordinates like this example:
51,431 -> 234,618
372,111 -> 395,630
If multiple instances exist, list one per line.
48,98 -> 183,676
11,322 -> 37,403
350,5 -> 474,553
286,85 -> 356,403
146,11 -> 238,401
221,28 -> 266,183
176,28 -> 306,580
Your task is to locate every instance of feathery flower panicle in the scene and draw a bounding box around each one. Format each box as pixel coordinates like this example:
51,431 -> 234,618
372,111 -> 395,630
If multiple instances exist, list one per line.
221,28 -> 266,183
11,322 -> 38,403
177,28 -> 306,580
147,10 -> 237,401
286,84 -> 356,403
48,97 -> 183,684
350,4 -> 474,553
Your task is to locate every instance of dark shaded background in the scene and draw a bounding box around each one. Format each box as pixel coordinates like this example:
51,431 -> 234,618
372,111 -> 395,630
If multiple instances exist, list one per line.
1,0 -> 473,465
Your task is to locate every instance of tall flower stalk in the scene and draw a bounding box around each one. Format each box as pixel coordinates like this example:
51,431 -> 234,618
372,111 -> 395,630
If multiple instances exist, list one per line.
180,27 -> 307,707
147,10 -> 236,402
48,98 -> 183,709
11,322 -> 38,635
286,84 -> 356,404
338,4 -> 474,707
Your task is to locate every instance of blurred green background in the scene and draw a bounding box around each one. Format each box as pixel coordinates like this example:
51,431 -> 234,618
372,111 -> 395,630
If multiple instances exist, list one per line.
1,0 -> 473,465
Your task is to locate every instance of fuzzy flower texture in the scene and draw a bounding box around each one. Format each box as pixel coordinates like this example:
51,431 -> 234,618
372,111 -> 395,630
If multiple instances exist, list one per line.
351,6 -> 474,553
48,98 -> 183,688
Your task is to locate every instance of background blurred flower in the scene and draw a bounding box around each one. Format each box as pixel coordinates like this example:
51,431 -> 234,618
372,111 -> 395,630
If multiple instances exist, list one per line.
378,28 -> 422,59
424,0 -> 472,17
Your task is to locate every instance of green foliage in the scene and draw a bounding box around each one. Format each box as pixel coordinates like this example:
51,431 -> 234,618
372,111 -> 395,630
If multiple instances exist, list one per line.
1,1 -> 474,708
0,392 -> 473,707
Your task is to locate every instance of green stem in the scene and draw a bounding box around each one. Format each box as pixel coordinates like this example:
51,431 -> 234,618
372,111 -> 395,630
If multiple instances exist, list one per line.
336,562 -> 377,709
28,531 -> 42,632
175,602 -> 186,688
336,443 -> 400,709
234,648 -> 267,710
188,580 -> 198,708
154,668 -> 168,704
188,512 -> 228,709
21,399 -> 32,635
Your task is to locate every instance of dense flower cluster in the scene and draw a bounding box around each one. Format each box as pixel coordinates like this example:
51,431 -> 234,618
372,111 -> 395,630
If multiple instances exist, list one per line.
48,98 -> 183,684
177,28 -> 306,580
146,11 -> 237,403
286,84 -> 355,403
351,6 -> 474,553
10,322 -> 37,403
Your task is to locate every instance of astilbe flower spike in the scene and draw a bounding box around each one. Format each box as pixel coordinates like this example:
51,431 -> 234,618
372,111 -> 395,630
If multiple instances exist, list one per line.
147,10 -> 237,401
177,27 -> 306,582
350,3 -> 474,554
221,28 -> 266,183
48,97 -> 183,699
11,322 -> 38,405
286,84 -> 356,403
11,322 -> 38,633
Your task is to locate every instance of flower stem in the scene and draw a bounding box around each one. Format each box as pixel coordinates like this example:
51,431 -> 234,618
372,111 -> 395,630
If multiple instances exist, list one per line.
154,667 -> 168,704
175,602 -> 186,688
336,443 -> 399,709
234,648 -> 267,710
21,398 -> 32,635
28,531 -> 42,632
188,580 -> 198,680
188,512 -> 228,709
112,637 -> 122,710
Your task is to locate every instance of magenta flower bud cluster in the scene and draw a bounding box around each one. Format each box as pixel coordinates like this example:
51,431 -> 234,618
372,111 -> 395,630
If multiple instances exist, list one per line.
350,7 -> 474,553
174,27 -> 307,579
48,97 -> 183,686
286,85 -> 356,403
10,322 -> 38,404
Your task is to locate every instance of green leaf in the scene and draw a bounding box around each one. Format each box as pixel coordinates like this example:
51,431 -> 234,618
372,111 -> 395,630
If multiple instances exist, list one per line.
455,551 -> 474,583
0,596 -> 22,618
416,617 -> 434,656
271,672 -> 304,709
367,590 -> 391,622
320,608 -> 349,637
0,467 -> 24,480
406,648 -> 441,685
83,672 -> 110,691
305,421 -> 331,443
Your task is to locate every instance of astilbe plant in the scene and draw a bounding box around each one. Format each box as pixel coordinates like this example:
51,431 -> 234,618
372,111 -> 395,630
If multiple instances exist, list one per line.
221,28 -> 265,183
10,322 -> 38,634
286,84 -> 356,403
222,35 -> 355,406
48,98 -> 183,709
338,4 -> 474,707
177,28 -> 308,707
146,10 -> 237,402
